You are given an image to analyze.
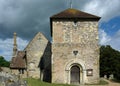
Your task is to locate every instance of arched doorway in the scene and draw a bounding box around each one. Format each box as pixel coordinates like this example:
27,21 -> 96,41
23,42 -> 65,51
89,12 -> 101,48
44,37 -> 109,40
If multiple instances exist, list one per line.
65,59 -> 86,84
70,65 -> 80,84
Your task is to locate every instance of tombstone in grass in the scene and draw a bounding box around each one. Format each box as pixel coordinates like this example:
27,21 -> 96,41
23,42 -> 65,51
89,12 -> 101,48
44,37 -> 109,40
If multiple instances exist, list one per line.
109,74 -> 114,80
104,75 -> 107,79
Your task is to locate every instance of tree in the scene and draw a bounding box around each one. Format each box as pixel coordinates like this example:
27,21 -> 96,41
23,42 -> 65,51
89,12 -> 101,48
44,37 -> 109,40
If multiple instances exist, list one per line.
113,52 -> 120,80
100,45 -> 120,80
0,56 -> 10,67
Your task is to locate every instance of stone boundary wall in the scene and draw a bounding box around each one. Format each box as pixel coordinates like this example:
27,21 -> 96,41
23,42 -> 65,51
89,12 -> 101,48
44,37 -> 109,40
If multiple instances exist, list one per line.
0,72 -> 12,78
1,67 -> 11,73
0,72 -> 27,86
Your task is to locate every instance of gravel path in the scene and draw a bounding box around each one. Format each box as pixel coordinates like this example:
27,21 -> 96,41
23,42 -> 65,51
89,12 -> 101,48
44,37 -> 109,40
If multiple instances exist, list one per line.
103,79 -> 120,86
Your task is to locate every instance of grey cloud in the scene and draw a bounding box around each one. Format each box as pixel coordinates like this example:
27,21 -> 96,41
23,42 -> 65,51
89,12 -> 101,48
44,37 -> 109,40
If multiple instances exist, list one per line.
1,0 -> 120,60
0,0 -> 120,41
83,0 -> 120,22
0,0 -> 67,40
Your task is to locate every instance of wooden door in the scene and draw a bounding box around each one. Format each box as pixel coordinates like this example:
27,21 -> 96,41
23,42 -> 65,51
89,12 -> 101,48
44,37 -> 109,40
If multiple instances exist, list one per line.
70,66 -> 80,84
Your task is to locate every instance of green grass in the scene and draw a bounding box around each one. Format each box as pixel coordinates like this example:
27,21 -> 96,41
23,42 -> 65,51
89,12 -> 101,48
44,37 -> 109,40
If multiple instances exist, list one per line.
99,79 -> 109,85
24,78 -> 109,86
25,78 -> 75,86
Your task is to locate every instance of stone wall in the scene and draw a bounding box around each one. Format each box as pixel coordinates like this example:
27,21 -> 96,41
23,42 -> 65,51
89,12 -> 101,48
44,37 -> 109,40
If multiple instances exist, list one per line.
10,69 -> 27,78
0,72 -> 27,86
1,67 -> 11,73
25,32 -> 51,80
52,21 -> 99,84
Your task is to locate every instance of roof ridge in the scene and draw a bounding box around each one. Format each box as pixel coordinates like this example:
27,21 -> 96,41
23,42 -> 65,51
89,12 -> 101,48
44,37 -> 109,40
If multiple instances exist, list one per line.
50,8 -> 100,20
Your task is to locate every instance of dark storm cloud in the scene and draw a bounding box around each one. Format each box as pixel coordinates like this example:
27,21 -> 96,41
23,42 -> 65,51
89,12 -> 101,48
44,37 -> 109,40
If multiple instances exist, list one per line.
0,0 -> 65,39
0,0 -> 90,60
0,0 -> 88,41
1,0 -> 120,60
0,0 -> 120,41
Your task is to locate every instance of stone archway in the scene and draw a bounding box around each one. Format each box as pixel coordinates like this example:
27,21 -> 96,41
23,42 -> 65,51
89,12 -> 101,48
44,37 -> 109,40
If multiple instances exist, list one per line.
65,59 -> 86,84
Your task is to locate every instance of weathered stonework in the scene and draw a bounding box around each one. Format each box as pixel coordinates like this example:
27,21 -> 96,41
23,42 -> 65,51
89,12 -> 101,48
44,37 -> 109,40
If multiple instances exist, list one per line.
25,32 -> 51,80
10,8 -> 100,85
52,21 -> 99,84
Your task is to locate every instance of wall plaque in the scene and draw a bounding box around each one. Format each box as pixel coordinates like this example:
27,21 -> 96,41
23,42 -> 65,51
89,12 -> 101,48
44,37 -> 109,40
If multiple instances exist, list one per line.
87,69 -> 93,76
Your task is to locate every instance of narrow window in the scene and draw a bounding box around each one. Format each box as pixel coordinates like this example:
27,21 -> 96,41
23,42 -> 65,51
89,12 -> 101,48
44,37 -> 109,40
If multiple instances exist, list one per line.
22,69 -> 24,74
73,21 -> 77,27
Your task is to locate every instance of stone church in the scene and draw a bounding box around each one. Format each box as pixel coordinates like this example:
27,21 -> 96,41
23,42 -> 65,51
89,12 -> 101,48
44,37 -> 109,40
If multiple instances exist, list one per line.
10,8 -> 100,85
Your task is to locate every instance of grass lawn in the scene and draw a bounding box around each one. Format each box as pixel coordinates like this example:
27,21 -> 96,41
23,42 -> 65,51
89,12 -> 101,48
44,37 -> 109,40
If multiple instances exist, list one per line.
25,78 -> 108,86
25,78 -> 75,86
99,79 -> 109,85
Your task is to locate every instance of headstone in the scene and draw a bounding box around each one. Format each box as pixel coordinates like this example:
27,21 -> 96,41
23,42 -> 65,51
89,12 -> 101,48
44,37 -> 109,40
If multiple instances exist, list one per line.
104,75 -> 107,79
109,74 -> 114,79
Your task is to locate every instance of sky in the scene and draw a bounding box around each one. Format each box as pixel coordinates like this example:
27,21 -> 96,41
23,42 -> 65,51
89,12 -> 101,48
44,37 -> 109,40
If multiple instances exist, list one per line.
0,0 -> 120,61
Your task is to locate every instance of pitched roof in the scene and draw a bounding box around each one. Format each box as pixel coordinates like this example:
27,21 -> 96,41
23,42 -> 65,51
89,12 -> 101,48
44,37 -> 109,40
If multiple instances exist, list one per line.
24,32 -> 49,51
50,8 -> 100,20
10,51 -> 26,69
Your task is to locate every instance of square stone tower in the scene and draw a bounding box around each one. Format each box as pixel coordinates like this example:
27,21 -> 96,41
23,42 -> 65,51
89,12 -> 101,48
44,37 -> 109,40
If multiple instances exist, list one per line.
50,8 -> 100,84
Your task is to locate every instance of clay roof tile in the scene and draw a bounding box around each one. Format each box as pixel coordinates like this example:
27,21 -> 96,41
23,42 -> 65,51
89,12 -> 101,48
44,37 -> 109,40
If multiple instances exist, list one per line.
10,51 -> 26,69
51,8 -> 100,20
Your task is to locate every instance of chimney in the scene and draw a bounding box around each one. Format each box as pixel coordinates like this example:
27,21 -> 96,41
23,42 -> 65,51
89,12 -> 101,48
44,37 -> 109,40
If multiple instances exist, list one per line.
13,32 -> 17,57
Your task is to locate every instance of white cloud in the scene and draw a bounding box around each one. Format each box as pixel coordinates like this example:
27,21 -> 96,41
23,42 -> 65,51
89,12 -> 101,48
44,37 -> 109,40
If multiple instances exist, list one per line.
99,29 -> 111,45
99,29 -> 120,51
83,0 -> 120,22
0,37 -> 28,61
109,30 -> 120,51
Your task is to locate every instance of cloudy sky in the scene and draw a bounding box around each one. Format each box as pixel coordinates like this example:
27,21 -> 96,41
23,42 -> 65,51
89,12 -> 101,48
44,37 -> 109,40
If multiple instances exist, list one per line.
0,0 -> 120,61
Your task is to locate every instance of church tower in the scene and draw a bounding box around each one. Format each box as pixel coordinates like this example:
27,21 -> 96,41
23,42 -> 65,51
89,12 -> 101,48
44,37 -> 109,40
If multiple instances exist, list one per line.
50,8 -> 100,84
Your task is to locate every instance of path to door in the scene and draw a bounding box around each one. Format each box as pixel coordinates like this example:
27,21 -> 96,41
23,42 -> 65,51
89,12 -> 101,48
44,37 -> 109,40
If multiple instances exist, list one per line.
79,78 -> 120,86
103,79 -> 120,86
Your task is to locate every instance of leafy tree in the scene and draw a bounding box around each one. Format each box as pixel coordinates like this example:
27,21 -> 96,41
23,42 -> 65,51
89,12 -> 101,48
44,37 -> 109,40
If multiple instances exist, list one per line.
100,45 -> 120,80
113,52 -> 120,80
0,56 -> 10,67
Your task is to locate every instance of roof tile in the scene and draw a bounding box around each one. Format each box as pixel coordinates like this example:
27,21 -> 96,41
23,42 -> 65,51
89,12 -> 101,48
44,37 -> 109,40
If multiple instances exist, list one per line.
51,8 -> 100,20
10,51 -> 26,69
